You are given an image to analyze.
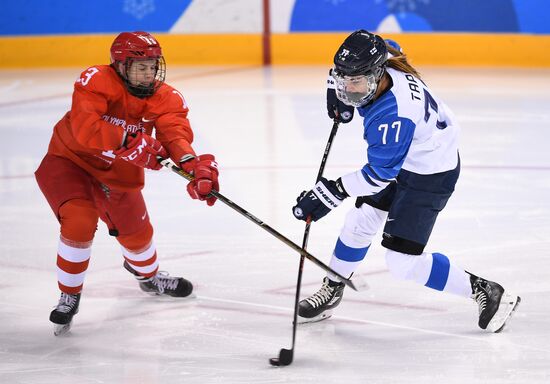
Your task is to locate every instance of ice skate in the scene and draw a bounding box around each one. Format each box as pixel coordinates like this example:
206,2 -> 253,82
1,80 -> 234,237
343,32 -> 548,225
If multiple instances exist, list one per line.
50,292 -> 81,336
124,261 -> 194,298
298,277 -> 345,324
471,276 -> 521,333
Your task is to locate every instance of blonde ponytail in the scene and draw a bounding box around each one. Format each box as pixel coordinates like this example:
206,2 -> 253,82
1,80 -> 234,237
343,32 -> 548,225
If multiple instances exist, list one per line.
386,44 -> 422,80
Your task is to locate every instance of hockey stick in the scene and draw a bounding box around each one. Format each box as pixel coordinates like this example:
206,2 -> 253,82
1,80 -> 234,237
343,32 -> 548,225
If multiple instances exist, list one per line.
157,156 -> 360,291
269,119 -> 340,367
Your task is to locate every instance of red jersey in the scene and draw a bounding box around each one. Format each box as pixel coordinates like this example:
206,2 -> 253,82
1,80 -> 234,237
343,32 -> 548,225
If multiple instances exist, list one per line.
47,65 -> 195,191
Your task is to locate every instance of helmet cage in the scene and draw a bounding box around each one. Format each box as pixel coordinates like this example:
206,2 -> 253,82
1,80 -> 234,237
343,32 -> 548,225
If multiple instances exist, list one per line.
121,56 -> 166,98
332,70 -> 377,107
110,31 -> 166,98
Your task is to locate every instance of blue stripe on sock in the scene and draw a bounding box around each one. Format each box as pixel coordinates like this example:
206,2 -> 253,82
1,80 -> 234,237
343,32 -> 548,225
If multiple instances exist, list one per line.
334,238 -> 369,262
425,252 -> 450,291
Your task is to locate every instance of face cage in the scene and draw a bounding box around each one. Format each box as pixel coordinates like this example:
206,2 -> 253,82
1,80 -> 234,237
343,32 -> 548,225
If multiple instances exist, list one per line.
333,71 -> 378,108
122,56 -> 166,98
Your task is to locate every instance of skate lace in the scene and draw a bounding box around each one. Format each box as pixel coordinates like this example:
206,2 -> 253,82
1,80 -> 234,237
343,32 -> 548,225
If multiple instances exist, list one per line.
56,293 -> 77,313
150,272 -> 179,293
306,282 -> 335,309
473,282 -> 490,315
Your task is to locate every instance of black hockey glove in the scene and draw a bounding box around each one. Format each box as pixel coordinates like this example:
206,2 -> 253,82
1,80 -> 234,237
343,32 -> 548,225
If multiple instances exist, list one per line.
327,69 -> 354,123
292,177 -> 348,222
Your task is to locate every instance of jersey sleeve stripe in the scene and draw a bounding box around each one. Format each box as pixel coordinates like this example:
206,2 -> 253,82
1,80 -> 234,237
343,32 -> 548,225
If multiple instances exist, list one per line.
364,163 -> 393,183
340,169 -> 390,197
362,171 -> 381,187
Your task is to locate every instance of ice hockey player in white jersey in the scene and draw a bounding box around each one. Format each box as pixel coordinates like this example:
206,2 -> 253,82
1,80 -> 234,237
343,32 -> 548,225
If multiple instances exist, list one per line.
292,30 -> 520,332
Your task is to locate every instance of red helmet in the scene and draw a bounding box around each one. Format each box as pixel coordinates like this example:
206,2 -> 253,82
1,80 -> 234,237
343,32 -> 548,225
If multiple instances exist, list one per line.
110,31 -> 166,97
110,31 -> 162,63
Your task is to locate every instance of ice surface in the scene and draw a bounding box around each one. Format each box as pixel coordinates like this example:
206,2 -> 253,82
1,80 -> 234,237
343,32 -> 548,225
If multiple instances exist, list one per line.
1,66 -> 549,383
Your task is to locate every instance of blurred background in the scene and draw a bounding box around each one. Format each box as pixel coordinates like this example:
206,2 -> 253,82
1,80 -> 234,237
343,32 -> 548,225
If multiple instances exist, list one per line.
1,0 -> 550,68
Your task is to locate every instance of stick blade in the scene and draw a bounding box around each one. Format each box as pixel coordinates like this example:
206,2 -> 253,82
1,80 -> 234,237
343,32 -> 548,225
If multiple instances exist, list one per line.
269,348 -> 293,366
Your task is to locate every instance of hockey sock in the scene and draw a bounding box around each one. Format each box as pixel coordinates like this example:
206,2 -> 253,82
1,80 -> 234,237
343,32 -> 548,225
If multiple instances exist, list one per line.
328,237 -> 370,281
121,240 -> 159,278
57,237 -> 91,294
385,250 -> 472,298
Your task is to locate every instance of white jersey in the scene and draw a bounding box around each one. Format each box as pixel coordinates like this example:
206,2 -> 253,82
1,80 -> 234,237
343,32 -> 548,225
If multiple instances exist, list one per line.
340,67 -> 460,197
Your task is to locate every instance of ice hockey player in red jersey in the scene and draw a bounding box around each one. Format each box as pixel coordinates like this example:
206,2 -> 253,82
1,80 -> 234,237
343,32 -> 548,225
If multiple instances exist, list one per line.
35,31 -> 219,336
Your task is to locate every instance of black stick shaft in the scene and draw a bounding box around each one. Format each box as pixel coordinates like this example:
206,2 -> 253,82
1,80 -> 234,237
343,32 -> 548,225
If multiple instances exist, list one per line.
289,119 -> 340,351
157,156 -> 357,291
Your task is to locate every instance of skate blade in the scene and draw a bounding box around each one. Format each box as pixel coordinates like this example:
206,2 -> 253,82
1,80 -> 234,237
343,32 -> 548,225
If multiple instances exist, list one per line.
297,310 -> 333,324
53,321 -> 72,336
487,293 -> 521,333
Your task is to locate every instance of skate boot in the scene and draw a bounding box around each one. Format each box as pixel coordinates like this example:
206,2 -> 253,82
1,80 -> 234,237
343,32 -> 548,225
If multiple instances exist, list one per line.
124,261 -> 193,298
470,275 -> 521,333
50,292 -> 81,336
298,277 -> 345,323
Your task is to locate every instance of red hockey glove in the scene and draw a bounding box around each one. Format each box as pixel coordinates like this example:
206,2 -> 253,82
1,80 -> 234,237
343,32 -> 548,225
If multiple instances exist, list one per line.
115,132 -> 167,170
180,154 -> 219,206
